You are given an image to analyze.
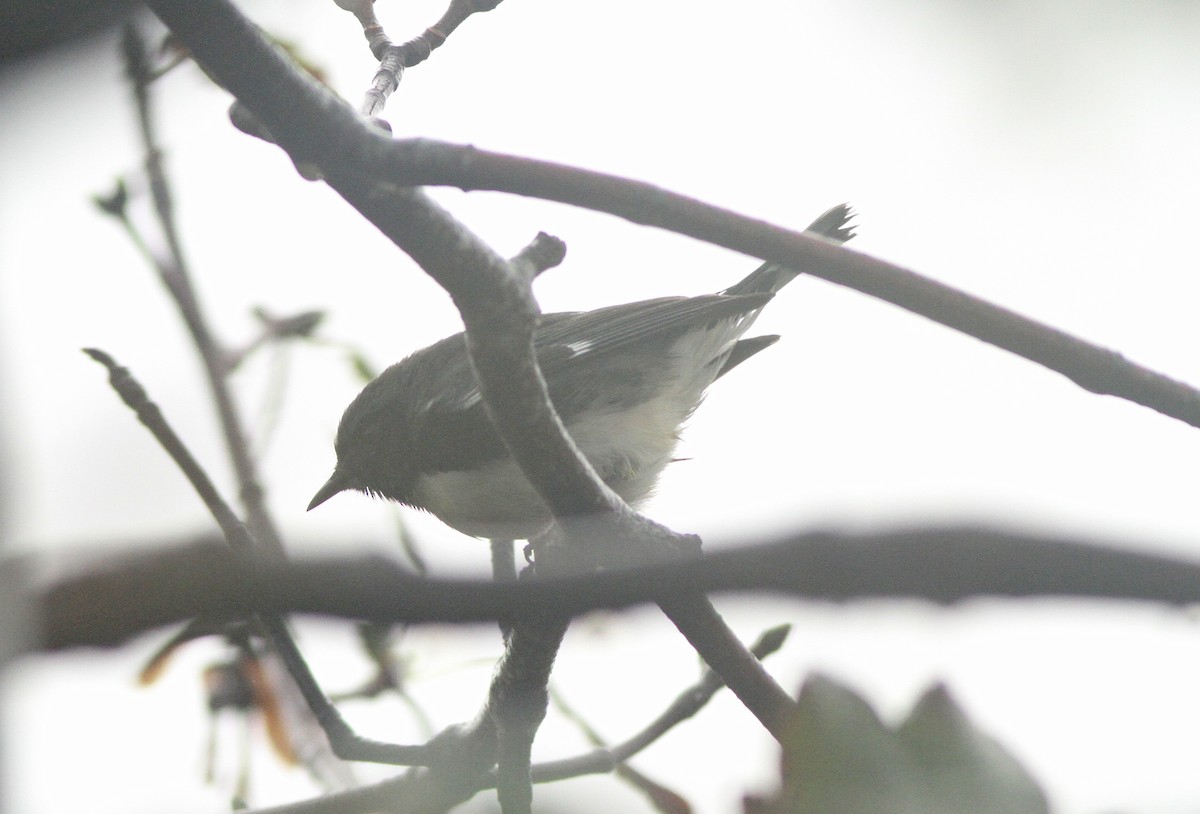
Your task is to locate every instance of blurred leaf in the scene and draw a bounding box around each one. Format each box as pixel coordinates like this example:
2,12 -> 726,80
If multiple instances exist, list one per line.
92,178 -> 129,218
349,349 -> 378,382
746,674 -> 1049,814
896,683 -> 1049,814
252,306 -> 326,340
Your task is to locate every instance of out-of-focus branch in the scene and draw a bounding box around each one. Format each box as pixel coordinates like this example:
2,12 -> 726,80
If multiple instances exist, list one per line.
81,348 -> 431,766
121,25 -> 283,554
33,526 -> 1200,652
540,623 -> 791,793
83,349 -> 256,553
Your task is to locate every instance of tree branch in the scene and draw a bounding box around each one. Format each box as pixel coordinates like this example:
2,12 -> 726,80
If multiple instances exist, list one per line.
339,0 -> 504,117
34,526 -> 1200,652
538,623 -> 791,785
369,139 -> 1200,430
83,348 -> 433,767
166,0 -> 1200,434
121,24 -> 284,554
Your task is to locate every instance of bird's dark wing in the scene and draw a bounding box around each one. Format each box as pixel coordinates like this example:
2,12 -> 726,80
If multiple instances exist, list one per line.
530,292 -> 773,418
400,293 -> 774,454
534,292 -> 772,368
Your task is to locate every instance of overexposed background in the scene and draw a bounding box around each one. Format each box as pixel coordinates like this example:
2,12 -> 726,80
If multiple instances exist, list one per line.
3,0 -> 1200,811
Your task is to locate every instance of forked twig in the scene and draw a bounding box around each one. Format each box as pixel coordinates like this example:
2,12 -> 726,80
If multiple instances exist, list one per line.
340,0 -> 504,117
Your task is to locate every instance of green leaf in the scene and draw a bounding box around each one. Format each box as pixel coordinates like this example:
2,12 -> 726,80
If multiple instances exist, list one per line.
747,674 -> 1049,814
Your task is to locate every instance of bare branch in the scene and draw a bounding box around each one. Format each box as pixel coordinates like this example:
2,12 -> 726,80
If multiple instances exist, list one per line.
509,232 -> 567,285
148,6 -> 1200,436
34,526 -> 1200,652
81,353 -> 428,768
540,624 -> 791,786
487,610 -> 568,813
82,348 -> 256,554
339,0 -> 503,117
376,140 -> 1200,430
122,22 -> 284,554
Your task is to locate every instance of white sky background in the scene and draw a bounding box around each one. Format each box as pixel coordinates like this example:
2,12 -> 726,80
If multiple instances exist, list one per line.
3,0 -> 1200,812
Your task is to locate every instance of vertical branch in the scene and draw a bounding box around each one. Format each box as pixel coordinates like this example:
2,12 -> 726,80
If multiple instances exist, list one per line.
121,25 -> 282,555
485,608 -> 570,813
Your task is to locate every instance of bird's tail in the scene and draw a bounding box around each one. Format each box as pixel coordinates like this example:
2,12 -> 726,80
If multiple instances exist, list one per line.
722,203 -> 857,296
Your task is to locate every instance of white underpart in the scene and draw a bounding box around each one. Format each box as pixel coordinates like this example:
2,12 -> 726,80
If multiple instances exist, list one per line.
413,313 -> 757,539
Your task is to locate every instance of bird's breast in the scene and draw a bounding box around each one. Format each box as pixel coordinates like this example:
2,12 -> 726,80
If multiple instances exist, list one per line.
411,392 -> 694,539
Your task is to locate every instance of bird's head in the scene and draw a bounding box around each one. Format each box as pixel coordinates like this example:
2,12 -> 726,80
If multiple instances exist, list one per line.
307,368 -> 421,511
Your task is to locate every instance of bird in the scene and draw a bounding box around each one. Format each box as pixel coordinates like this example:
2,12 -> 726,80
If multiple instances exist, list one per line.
308,205 -> 855,539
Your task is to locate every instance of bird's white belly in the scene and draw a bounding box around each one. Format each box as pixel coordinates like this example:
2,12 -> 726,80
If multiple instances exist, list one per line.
412,394 -> 687,540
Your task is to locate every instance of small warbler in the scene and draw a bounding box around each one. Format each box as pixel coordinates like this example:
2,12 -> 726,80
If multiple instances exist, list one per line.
309,205 -> 854,538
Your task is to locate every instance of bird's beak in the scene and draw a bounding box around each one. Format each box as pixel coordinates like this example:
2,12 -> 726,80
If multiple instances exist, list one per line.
307,469 -> 355,511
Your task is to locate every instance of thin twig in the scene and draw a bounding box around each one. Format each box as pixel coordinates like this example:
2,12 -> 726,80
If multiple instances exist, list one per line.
548,700 -> 689,814
122,23 -> 284,555
119,26 -> 444,782
341,0 -> 504,116
657,592 -> 793,738
83,349 -> 256,554
485,537 -> 570,813
539,624 -> 791,784
81,349 -> 434,766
